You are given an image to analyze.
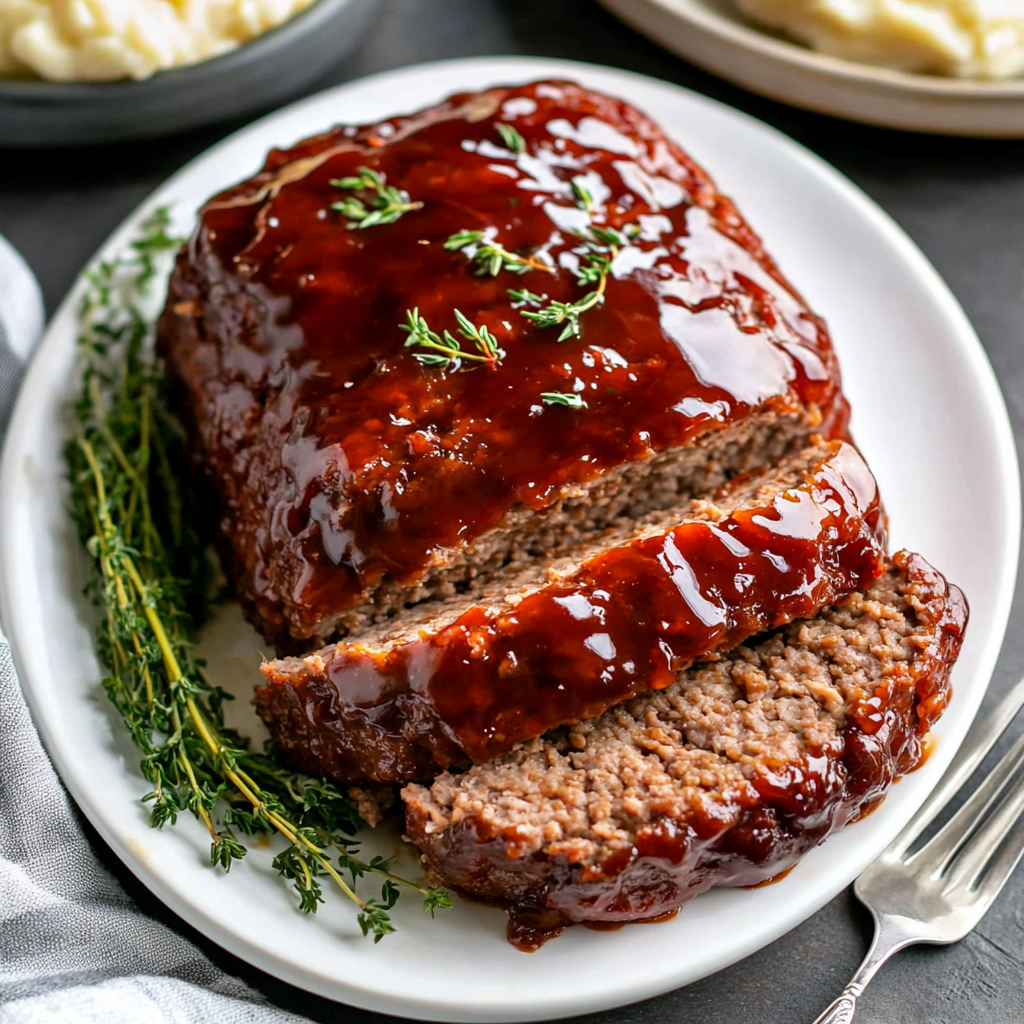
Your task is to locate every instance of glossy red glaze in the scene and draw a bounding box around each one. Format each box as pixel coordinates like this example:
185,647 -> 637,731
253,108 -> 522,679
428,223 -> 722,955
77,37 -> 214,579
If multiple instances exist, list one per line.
256,440 -> 886,782
404,552 -> 969,945
159,80 -> 847,646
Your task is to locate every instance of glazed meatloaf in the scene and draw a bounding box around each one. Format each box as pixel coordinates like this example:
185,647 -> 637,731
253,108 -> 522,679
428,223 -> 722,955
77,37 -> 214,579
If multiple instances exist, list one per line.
403,551 -> 967,942
256,439 -> 886,784
157,79 -> 849,652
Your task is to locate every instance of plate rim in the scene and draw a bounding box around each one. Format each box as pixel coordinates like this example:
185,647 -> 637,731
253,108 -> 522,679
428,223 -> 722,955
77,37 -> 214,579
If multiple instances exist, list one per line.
1,54 -> 1019,1021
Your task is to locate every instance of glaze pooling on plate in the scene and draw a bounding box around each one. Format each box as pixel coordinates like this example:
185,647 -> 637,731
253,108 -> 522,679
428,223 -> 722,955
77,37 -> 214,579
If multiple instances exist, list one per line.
158,79 -> 846,648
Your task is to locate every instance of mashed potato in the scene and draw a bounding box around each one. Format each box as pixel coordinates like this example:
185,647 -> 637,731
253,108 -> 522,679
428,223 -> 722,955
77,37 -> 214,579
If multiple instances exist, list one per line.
735,0 -> 1024,79
0,0 -> 318,81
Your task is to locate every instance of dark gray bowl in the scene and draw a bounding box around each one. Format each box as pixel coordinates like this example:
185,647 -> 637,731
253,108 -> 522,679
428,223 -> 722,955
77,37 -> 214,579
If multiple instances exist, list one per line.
0,0 -> 381,147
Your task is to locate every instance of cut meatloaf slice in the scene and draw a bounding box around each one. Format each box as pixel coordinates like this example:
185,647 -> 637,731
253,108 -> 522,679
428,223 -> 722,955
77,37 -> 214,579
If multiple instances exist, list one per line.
157,79 -> 849,651
255,439 -> 886,784
402,551 -> 967,943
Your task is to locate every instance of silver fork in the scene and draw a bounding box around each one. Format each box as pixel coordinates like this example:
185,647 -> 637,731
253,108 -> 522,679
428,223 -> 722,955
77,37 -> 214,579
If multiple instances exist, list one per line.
813,675 -> 1024,1024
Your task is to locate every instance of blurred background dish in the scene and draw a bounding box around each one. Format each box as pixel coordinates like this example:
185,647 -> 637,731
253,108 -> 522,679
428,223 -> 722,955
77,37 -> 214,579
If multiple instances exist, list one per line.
0,0 -> 322,83
597,0 -> 1024,136
0,0 -> 381,147
731,0 -> 1024,81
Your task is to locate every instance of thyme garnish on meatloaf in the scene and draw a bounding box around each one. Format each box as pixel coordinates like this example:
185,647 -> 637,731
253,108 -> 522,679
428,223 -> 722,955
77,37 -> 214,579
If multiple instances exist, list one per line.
330,165 -> 422,229
444,228 -> 556,277
400,306 -> 505,368
66,207 -> 451,940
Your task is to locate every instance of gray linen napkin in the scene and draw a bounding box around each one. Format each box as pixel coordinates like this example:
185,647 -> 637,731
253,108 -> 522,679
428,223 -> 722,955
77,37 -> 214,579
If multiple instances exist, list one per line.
0,236 -> 307,1024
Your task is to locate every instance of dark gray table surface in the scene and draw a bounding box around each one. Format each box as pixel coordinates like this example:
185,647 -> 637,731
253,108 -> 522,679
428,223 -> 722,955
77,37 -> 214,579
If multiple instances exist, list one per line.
3,1 -> 1024,1021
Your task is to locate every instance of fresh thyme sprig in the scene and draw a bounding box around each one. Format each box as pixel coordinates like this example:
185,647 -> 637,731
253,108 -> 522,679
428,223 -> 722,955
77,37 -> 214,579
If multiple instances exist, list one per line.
495,122 -> 526,154
576,226 -> 623,284
330,166 -> 422,229
514,226 -> 624,341
444,229 -> 555,277
67,208 -> 451,940
541,392 -> 587,409
400,307 -> 503,368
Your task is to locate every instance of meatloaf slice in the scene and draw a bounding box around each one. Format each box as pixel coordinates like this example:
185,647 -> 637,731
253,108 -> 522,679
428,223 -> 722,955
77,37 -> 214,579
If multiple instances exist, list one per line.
402,550 -> 967,943
255,439 -> 886,784
157,79 -> 848,651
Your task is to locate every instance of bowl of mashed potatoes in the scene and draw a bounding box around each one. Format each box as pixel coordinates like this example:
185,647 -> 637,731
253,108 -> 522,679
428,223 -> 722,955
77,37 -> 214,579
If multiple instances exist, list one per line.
598,0 -> 1024,136
0,0 -> 381,146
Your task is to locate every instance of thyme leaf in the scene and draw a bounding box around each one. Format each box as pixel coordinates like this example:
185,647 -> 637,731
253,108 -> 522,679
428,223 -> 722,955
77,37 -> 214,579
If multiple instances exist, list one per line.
508,288 -> 547,306
571,178 -> 594,214
541,392 -> 587,409
445,229 -> 554,277
495,122 -> 526,154
330,166 -> 422,228
423,888 -> 455,917
68,208 -> 450,940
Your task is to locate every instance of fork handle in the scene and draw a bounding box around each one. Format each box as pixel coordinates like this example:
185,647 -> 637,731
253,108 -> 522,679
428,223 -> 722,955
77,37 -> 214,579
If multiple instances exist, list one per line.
813,991 -> 859,1024
811,918 -> 912,1024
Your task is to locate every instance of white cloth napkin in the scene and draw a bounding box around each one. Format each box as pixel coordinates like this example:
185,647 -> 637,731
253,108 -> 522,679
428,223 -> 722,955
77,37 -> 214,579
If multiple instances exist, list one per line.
0,237 -> 307,1024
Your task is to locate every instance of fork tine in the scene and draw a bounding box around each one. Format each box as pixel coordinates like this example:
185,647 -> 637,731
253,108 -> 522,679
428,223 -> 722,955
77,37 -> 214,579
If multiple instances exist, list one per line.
972,810 -> 1024,908
907,727 -> 1024,875
890,675 -> 1024,859
942,755 -> 1024,896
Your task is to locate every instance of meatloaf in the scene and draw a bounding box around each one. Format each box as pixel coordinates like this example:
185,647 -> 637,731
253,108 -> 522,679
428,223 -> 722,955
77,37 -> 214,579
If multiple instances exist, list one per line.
256,439 -> 886,783
157,79 -> 849,651
403,551 -> 967,944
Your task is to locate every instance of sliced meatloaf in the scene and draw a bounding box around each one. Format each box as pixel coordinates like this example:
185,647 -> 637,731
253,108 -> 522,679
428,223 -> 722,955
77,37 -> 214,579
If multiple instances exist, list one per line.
403,551 -> 967,942
157,79 -> 849,651
255,439 -> 886,784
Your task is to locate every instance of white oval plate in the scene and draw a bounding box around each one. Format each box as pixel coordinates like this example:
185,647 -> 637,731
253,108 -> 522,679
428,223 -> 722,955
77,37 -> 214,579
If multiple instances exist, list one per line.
0,56 -> 1018,1023
598,0 -> 1024,136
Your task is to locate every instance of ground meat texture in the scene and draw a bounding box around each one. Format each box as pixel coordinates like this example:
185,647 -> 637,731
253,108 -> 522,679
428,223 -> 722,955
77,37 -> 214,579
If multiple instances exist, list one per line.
255,440 -> 886,784
402,551 -> 967,941
156,79 -> 849,652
